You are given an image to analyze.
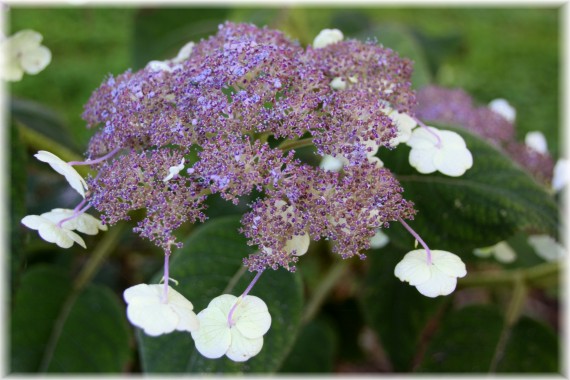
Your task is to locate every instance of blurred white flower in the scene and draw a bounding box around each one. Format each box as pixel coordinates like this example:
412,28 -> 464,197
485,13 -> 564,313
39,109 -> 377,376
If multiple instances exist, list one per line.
21,215 -> 86,249
320,155 -> 346,172
552,158 -> 568,192
191,294 -> 271,362
488,98 -> 516,123
330,77 -> 347,90
163,158 -> 185,182
369,229 -> 389,249
41,208 -> 107,235
34,150 -> 88,198
473,241 -> 516,263
147,41 -> 195,72
528,235 -> 566,262
394,249 -> 467,298
1,29 -> 51,81
525,131 -> 548,154
172,41 -> 195,63
406,127 -> 473,177
313,28 -> 344,48
123,284 -> 199,336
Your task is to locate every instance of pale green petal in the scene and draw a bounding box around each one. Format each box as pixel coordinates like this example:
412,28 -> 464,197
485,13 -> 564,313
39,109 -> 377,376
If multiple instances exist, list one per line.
127,303 -> 179,336
226,329 -> 263,362
409,147 -> 437,174
431,250 -> 467,278
234,295 -> 271,339
415,267 -> 457,298
394,250 -> 431,286
191,307 -> 231,359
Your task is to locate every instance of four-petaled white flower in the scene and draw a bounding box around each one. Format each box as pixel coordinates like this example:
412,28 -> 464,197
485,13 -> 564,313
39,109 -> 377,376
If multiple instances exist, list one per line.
313,28 -> 344,48
394,249 -> 467,298
528,235 -> 566,262
473,241 -> 516,263
406,127 -> 473,177
488,98 -> 516,123
163,158 -> 185,182
34,150 -> 88,197
41,208 -> 108,235
1,30 -> 52,82
191,294 -> 272,362
369,229 -> 390,249
21,215 -> 86,249
123,284 -> 199,336
525,131 -> 548,154
552,158 -> 568,192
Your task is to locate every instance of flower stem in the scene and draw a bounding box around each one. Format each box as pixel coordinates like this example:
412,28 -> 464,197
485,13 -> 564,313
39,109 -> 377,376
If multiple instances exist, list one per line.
68,147 -> 121,166
162,251 -> 171,304
56,201 -> 91,228
278,137 -> 315,152
227,270 -> 263,326
398,217 -> 432,265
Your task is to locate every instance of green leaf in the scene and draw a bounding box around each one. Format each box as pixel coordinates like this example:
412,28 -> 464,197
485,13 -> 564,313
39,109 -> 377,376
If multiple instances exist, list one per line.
358,244 -> 446,371
10,122 -> 27,288
418,306 -> 559,373
11,266 -> 131,373
137,216 -> 304,373
279,318 -> 338,373
132,8 -> 231,70
381,126 -> 559,256
357,23 -> 433,88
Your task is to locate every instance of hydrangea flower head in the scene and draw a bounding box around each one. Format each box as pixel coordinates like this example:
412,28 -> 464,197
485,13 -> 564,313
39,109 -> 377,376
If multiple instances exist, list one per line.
406,127 -> 473,177
21,215 -> 86,249
34,150 -> 88,197
1,29 -> 51,81
191,294 -> 271,362
123,284 -> 199,336
394,249 -> 467,297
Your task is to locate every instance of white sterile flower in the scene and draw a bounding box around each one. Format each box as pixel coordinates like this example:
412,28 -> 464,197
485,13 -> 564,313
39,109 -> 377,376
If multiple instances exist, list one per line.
1,30 -> 52,81
21,215 -> 86,249
191,294 -> 271,362
383,107 -> 418,146
528,235 -> 566,262
313,28 -> 344,48
473,241 -> 516,263
34,150 -> 88,198
41,208 -> 108,235
147,60 -> 174,73
172,41 -> 195,64
369,229 -> 389,249
330,77 -> 347,90
406,127 -> 473,177
525,131 -> 548,154
489,98 -> 516,123
320,155 -> 346,172
147,41 -> 195,72
123,284 -> 199,336
552,158 -> 568,192
394,249 -> 467,298
163,158 -> 185,182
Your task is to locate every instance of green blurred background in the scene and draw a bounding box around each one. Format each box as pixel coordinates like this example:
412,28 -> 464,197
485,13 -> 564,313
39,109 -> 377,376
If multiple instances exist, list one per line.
8,6 -> 560,156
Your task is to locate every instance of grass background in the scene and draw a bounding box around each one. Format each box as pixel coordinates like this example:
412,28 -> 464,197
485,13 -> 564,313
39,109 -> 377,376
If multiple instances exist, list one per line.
8,6 -> 560,156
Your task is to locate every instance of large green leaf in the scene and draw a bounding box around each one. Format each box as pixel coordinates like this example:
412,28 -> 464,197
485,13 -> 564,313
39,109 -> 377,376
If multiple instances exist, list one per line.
137,216 -> 304,373
419,305 -> 559,372
381,126 -> 558,256
358,244 -> 446,371
279,318 -> 338,373
11,266 -> 131,373
10,122 -> 27,288
132,8 -> 231,70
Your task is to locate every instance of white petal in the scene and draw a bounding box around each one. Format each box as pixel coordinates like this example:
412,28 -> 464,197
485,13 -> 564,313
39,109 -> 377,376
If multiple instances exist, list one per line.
394,250 -> 432,286
433,147 -> 473,177
320,155 -> 344,172
37,223 -> 74,248
167,285 -> 195,310
431,250 -> 467,278
147,60 -> 173,73
409,147 -> 437,174
367,156 -> 384,169
1,58 -> 24,81
20,45 -> 51,74
9,30 -> 43,52
226,329 -> 263,362
172,41 -> 195,63
552,158 -> 568,192
170,303 -> 200,332
124,283 -> 160,304
369,229 -> 389,249
208,294 -> 238,315
313,28 -> 344,48
528,235 -> 566,261
21,215 -> 46,230
525,131 -> 548,154
233,295 -> 271,339
415,267 -> 458,298
191,306 -> 232,359
489,98 -> 516,123
127,302 -> 179,336
285,232 -> 310,256
473,246 -> 493,258
35,151 -> 87,197
439,130 -> 467,148
330,77 -> 347,90
406,127 -> 439,149
492,242 -> 517,263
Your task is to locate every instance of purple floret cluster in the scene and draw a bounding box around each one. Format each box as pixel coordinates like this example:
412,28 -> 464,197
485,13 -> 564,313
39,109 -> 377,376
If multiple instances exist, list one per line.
82,22 -> 416,270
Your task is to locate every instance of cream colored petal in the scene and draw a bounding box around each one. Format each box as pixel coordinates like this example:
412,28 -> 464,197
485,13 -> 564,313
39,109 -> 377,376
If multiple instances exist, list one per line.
35,151 -> 87,197
415,267 -> 457,298
20,45 -> 51,74
172,41 -> 195,63
320,155 -> 344,172
489,98 -> 516,123
123,283 -> 160,304
167,286 -> 195,310
525,131 -> 548,154
9,30 -> 43,52
493,242 -> 516,263
233,295 -> 271,339
409,147 -> 437,174
37,222 -> 74,248
21,215 -> 47,230
313,29 -> 344,48
439,130 -> 467,148
191,306 -> 232,359
431,250 -> 467,278
528,235 -> 566,261
394,250 -> 431,286
1,58 -> 24,81
552,158 -> 568,192
406,127 -> 439,149
433,147 -> 473,177
170,304 -> 200,332
226,329 -> 263,362
208,294 -> 238,315
367,156 -> 384,169
285,232 -> 310,256
330,77 -> 347,90
127,302 -> 179,336
369,229 -> 389,249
